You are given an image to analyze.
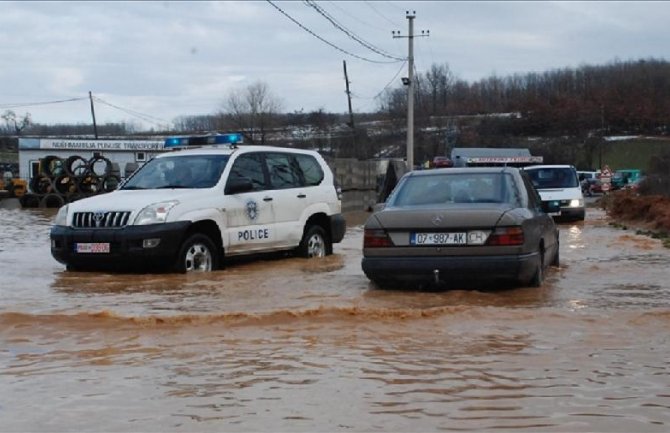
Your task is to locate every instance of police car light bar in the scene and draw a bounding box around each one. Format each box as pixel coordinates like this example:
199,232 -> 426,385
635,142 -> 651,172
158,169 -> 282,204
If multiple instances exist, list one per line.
164,133 -> 243,148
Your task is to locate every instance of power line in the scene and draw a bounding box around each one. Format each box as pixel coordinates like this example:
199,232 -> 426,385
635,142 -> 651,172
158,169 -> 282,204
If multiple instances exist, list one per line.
304,0 -> 405,61
351,60 -> 407,100
364,1 -> 402,27
92,96 -> 169,128
266,0 -> 401,64
0,97 -> 88,109
324,0 -> 389,32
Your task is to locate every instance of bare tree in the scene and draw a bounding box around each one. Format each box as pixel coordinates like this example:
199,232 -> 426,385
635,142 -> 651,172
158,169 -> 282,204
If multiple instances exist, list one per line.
1,110 -> 32,135
222,81 -> 283,145
424,63 -> 455,115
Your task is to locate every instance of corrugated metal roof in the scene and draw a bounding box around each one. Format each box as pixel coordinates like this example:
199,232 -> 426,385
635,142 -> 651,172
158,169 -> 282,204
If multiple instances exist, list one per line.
451,147 -> 532,159
450,147 -> 541,167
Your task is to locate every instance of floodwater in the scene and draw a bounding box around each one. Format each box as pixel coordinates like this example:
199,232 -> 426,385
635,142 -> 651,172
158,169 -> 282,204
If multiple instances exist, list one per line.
1,206 -> 669,432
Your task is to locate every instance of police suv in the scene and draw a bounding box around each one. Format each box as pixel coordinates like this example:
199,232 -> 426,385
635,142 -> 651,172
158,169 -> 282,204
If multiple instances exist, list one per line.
50,134 -> 346,273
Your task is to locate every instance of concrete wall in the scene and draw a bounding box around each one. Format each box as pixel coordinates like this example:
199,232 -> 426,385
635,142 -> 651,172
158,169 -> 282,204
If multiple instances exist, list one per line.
326,158 -> 406,212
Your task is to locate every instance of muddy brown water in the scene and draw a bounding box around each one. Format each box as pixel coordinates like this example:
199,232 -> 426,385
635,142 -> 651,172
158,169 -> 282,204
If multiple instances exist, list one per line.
1,206 -> 669,432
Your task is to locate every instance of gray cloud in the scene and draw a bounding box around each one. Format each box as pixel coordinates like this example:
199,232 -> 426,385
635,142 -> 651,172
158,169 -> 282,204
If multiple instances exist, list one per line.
1,1 -> 669,129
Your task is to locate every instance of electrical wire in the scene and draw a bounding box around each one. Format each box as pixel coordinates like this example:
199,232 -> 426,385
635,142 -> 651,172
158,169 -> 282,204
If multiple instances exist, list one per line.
365,1 -> 402,27
373,59 -> 408,100
92,96 -> 170,129
324,0 -> 389,32
351,60 -> 407,101
266,0 -> 401,64
0,97 -> 88,109
304,0 -> 405,61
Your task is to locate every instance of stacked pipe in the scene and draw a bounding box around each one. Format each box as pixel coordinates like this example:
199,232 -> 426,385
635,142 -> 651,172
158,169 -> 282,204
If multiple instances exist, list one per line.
25,155 -> 121,208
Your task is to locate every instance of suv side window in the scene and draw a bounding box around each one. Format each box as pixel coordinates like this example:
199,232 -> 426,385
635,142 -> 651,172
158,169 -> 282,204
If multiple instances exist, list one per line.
228,153 -> 267,191
295,154 -> 324,186
266,152 -> 302,189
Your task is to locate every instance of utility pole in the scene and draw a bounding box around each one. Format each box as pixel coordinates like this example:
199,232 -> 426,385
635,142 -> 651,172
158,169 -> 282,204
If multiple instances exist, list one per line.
343,60 -> 354,130
89,91 -> 98,139
393,12 -> 428,170
343,60 -> 356,158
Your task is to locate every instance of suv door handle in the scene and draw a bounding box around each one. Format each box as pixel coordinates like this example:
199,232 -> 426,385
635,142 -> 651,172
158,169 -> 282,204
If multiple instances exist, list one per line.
263,196 -> 273,202
297,193 -> 306,198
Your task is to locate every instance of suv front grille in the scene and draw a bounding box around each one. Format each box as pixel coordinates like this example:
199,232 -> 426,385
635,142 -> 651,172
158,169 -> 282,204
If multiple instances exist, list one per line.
73,211 -> 131,228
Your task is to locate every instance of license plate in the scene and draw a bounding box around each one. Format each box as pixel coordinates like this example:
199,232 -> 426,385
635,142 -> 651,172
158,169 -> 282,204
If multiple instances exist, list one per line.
411,232 -> 467,245
75,242 -> 110,253
549,211 -> 561,216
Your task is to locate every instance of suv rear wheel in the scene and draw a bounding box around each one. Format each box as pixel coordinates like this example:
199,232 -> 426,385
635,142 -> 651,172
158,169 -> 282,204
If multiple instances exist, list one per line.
297,225 -> 329,258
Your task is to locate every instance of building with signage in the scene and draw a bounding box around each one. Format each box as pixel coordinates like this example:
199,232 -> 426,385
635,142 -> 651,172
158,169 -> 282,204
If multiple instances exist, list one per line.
451,147 -> 543,167
18,137 -> 167,181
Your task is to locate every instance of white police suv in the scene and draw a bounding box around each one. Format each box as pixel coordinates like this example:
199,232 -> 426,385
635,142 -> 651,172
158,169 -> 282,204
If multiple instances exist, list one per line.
50,134 -> 346,273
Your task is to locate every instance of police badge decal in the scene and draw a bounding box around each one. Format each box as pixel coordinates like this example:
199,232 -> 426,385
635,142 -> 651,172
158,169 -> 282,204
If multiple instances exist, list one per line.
246,200 -> 258,221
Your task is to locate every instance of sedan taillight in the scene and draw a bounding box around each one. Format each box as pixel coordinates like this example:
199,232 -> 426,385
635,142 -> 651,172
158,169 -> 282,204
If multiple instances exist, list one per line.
486,226 -> 524,246
364,229 -> 393,247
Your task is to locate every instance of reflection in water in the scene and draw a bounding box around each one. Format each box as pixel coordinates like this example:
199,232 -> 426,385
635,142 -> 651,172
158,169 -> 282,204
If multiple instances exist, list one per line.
567,224 -> 585,251
1,207 -> 670,431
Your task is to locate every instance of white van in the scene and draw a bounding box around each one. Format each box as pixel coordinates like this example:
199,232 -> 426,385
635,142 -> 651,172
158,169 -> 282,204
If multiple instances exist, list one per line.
522,165 -> 585,221
50,134 -> 346,273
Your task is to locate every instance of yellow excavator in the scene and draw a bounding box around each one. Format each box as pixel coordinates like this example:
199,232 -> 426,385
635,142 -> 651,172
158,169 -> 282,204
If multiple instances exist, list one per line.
0,171 -> 27,200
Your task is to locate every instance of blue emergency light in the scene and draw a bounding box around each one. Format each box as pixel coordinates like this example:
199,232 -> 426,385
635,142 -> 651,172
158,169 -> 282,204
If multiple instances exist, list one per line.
164,133 -> 243,148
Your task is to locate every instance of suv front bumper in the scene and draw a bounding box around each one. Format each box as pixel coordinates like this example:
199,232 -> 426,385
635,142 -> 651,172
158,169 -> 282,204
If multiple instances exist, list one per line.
50,221 -> 191,270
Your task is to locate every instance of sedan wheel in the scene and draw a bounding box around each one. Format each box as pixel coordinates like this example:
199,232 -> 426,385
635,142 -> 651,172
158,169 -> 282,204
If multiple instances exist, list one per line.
530,248 -> 544,287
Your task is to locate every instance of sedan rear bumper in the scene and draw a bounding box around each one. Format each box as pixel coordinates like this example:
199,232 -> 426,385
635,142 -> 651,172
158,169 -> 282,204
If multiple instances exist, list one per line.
362,252 -> 539,287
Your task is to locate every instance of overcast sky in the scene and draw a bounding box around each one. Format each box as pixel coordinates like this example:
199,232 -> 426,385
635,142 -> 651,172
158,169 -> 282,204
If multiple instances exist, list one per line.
1,1 -> 669,131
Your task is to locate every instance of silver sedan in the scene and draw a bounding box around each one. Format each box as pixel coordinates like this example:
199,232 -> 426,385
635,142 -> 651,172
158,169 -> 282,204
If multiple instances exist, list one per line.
362,167 -> 560,289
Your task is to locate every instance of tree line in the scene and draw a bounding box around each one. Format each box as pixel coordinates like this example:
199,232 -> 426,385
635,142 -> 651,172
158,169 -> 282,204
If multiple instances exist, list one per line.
3,57 -> 669,161
396,57 -> 670,137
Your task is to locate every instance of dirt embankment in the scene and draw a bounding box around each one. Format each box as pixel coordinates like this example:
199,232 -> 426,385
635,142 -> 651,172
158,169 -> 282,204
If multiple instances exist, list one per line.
600,191 -> 670,244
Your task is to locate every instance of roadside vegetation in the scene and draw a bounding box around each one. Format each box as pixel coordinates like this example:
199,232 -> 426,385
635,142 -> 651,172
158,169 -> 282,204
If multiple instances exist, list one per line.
600,152 -> 670,247
602,192 -> 670,248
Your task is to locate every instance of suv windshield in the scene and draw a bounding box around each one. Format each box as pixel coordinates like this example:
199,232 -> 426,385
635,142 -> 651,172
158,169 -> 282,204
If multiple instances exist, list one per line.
121,154 -> 229,190
525,167 -> 579,189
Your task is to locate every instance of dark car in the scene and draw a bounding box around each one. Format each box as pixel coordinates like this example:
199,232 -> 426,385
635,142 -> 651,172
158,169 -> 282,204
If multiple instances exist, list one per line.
361,167 -> 560,289
432,156 -> 453,168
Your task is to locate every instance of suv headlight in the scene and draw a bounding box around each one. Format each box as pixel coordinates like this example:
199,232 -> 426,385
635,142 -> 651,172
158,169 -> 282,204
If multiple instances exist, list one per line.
134,201 -> 179,225
53,205 -> 69,226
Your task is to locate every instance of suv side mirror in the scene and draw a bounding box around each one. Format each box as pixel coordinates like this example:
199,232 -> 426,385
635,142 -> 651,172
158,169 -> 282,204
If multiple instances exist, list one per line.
225,177 -> 254,195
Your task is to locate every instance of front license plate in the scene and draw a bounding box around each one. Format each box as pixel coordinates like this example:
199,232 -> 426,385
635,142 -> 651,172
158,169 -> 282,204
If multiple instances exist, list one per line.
75,242 -> 110,253
411,232 -> 467,245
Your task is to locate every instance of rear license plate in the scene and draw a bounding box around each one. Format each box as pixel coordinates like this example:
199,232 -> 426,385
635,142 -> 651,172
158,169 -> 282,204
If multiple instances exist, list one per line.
75,242 -> 110,253
411,232 -> 466,245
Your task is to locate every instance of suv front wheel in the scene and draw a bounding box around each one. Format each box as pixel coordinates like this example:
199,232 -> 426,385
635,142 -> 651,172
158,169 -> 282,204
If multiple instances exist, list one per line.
297,225 -> 330,258
174,233 -> 219,273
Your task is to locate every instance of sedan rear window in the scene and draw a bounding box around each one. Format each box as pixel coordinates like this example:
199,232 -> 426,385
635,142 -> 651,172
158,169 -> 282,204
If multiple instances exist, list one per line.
390,172 -> 519,207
